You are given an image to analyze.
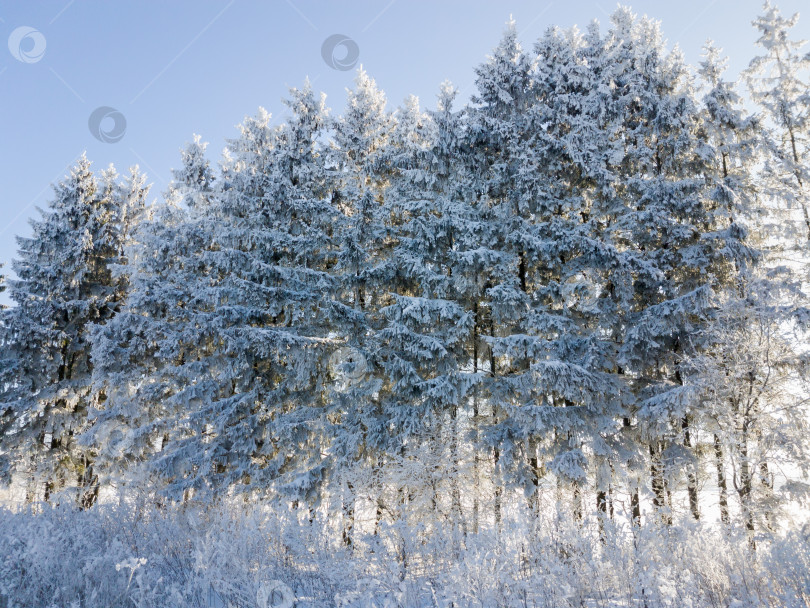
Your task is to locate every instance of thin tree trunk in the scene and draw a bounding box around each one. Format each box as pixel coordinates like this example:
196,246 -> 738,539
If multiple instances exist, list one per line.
529,438 -> 540,515
620,362 -> 641,526
759,460 -> 773,531
754,422 -> 773,532
374,495 -> 385,536
24,447 -> 38,504
77,454 -> 99,510
597,489 -> 608,538
516,260 -> 537,518
343,481 -> 354,547
554,430 -> 564,521
779,56 -> 810,241
450,404 -> 465,538
650,442 -> 670,525
489,315 -> 501,528
682,417 -> 700,520
472,302 -> 480,535
714,434 -> 730,525
493,440 -> 502,527
738,422 -> 755,536
398,444 -> 408,581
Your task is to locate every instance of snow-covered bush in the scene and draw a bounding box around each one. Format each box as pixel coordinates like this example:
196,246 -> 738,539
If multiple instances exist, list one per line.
0,498 -> 808,608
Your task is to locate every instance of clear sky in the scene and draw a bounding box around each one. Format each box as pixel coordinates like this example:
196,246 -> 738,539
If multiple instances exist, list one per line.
1,0 -> 808,307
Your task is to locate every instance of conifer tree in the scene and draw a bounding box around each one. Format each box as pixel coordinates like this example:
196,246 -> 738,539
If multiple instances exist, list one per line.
745,1 -> 810,244
93,90 -> 338,502
697,38 -> 808,536
328,69 -> 395,543
697,41 -> 764,525
0,157 -> 139,506
378,86 -> 478,537
601,8 -> 749,523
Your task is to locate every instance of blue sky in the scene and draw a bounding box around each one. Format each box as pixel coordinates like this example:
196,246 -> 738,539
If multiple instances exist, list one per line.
1,0 -> 808,306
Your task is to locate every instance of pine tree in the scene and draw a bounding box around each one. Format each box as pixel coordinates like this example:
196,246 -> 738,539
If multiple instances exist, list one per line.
167,134 -> 216,211
466,19 -> 540,527
469,21 -> 626,526
745,1 -> 810,244
0,157 -> 136,506
697,38 -> 808,536
697,41 -> 764,526
92,89 -> 339,503
377,86 -> 478,538
600,8 -> 749,524
328,69 -> 395,544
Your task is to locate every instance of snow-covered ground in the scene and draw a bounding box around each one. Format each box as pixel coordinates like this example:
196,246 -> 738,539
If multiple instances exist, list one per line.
1,495 -> 809,608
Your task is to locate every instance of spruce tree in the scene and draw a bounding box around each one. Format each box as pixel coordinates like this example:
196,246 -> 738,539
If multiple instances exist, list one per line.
745,1 -> 810,244
93,89 -> 339,503
328,69 -> 395,543
601,8 -> 749,523
0,157 -> 137,506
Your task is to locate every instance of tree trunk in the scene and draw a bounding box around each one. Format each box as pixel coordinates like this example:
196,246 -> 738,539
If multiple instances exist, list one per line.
397,444 -> 408,581
77,454 -> 99,510
374,495 -> 385,537
759,460 -> 773,531
493,440 -> 502,527
449,404 -> 465,538
597,489 -> 608,539
343,481 -> 355,547
24,449 -> 38,504
682,417 -> 700,520
714,434 -> 730,525
528,438 -> 540,515
623,416 -> 641,526
489,315 -> 501,529
471,300 -> 481,535
631,486 -> 640,526
618,360 -> 641,527
650,442 -> 670,525
784,113 -> 810,241
738,423 -> 755,536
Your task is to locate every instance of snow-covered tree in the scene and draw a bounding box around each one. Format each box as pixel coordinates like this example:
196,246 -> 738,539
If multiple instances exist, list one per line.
696,38 -> 809,536
92,87 -> 342,504
696,41 -> 764,525
2,8 -> 806,556
465,20 -> 541,526
745,1 -> 810,245
685,272 -> 809,537
0,157 -> 143,506
327,69 -> 396,544
375,87 -> 479,539
596,8 -> 753,524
